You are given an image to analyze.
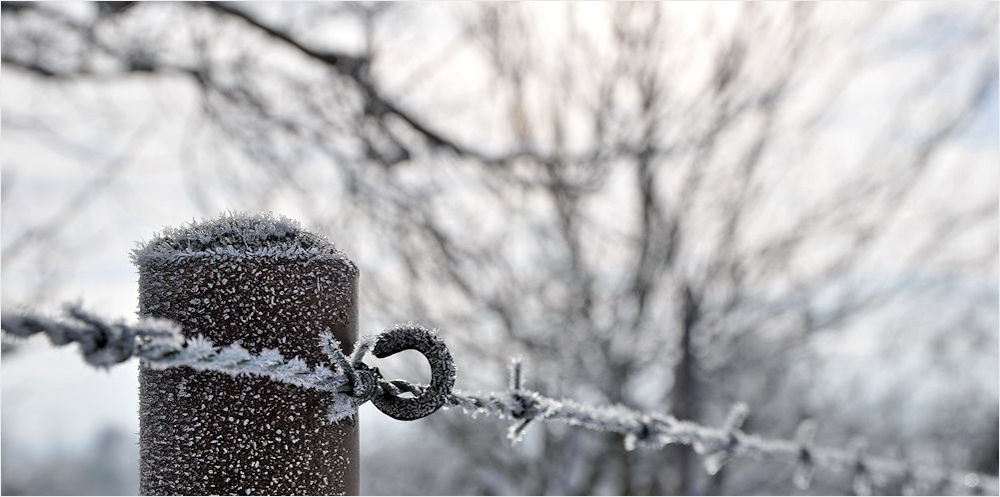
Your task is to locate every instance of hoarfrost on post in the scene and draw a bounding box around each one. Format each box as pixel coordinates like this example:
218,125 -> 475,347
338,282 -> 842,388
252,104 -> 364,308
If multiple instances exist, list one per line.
135,212 -> 359,495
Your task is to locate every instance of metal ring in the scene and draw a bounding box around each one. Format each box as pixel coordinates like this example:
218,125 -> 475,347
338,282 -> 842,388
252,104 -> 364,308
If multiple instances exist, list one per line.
369,325 -> 455,421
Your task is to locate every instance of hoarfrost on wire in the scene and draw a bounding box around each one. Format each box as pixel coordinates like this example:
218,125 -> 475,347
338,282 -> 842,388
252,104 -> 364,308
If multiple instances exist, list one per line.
2,305 -> 997,496
0,304 -> 360,422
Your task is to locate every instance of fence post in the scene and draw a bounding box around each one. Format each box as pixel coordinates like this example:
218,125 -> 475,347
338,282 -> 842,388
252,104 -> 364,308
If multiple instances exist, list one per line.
134,213 -> 359,495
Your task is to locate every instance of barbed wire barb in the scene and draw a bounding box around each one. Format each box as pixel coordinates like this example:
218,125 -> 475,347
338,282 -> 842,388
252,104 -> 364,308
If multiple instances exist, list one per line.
793,419 -> 818,490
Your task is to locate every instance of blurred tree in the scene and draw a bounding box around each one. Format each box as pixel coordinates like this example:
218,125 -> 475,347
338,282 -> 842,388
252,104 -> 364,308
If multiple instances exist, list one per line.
2,2 -> 997,494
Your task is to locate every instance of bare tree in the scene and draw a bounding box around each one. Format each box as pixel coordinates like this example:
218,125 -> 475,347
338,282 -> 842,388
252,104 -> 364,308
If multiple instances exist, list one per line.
2,2 -> 996,494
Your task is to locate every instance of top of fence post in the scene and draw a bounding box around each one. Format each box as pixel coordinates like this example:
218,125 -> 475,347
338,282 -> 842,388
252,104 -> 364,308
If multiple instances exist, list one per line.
134,212 -> 360,496
132,211 -> 355,265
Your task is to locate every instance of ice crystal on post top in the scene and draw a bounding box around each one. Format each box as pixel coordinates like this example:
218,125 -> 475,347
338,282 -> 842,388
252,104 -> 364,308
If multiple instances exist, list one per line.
131,211 -> 353,265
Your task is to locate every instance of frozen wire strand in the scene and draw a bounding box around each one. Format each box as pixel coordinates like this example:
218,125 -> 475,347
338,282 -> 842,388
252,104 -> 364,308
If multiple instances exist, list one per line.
2,307 -> 996,495
0,305 -> 356,396
701,402 -> 750,475
394,381 -> 998,495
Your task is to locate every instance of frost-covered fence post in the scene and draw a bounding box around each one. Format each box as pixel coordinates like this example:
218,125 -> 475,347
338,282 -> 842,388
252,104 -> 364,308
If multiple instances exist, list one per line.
134,214 -> 359,495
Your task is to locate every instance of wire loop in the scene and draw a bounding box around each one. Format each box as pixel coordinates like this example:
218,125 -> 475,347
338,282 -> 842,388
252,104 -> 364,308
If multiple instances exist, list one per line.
366,325 -> 456,421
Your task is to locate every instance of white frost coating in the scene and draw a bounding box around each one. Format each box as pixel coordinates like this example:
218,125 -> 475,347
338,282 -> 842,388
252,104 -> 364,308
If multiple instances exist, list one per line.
380,365 -> 998,495
0,305 -> 358,408
4,302 -> 367,422
144,336 -> 357,404
131,211 -> 354,266
437,386 -> 998,495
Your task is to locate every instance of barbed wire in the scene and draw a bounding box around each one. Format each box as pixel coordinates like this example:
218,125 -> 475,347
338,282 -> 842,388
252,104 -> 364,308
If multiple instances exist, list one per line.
386,367 -> 996,495
0,304 -> 370,419
2,305 -> 996,495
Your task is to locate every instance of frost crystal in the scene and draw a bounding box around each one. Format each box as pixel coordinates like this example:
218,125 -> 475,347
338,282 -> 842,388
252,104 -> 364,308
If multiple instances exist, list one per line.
131,211 -> 354,267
